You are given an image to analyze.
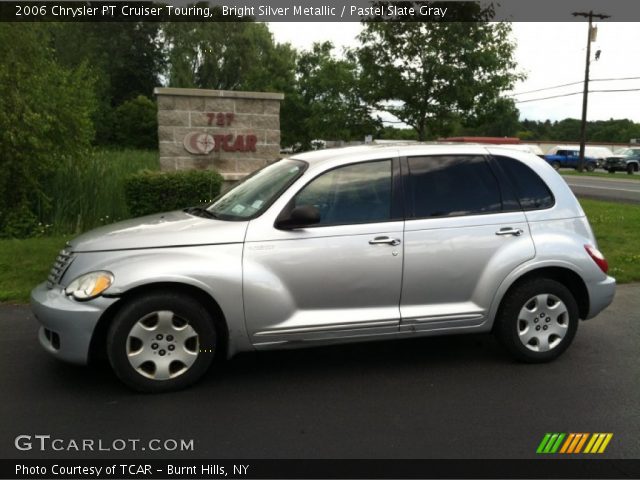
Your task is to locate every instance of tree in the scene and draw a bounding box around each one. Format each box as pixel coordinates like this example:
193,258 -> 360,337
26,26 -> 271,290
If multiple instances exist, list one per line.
355,2 -> 523,140
0,24 -> 95,237
165,19 -> 295,92
113,96 -> 158,150
461,97 -> 521,137
51,22 -> 165,145
291,42 -> 381,148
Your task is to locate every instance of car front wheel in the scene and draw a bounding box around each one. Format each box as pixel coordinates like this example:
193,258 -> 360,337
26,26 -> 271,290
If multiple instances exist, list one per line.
495,278 -> 579,363
107,292 -> 217,392
586,163 -> 596,172
628,164 -> 635,175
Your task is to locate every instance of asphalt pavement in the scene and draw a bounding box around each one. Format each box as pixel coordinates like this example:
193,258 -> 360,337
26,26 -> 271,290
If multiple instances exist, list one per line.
563,174 -> 640,203
0,284 -> 638,460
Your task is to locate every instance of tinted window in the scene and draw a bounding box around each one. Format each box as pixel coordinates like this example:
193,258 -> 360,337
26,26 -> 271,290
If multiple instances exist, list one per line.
293,160 -> 392,225
407,155 -> 502,218
495,155 -> 554,210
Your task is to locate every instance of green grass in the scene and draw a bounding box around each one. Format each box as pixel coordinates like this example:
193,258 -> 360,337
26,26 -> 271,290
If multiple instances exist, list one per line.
0,236 -> 69,303
579,199 -> 640,284
44,149 -> 159,234
561,170 -> 640,181
1,200 -> 637,304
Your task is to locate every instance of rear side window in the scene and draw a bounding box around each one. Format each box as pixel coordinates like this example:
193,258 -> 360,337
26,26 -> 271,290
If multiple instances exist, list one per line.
495,155 -> 555,210
407,155 -> 502,218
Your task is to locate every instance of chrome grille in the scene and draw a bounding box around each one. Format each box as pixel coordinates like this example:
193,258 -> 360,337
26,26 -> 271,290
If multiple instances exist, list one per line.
46,247 -> 74,289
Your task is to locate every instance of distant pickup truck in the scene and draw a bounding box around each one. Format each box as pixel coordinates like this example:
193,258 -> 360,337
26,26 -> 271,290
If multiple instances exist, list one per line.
603,148 -> 640,174
543,149 -> 599,171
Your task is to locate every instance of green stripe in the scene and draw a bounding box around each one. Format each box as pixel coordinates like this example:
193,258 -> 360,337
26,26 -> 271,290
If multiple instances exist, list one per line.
550,433 -> 566,453
537,433 -> 552,453
543,434 -> 559,453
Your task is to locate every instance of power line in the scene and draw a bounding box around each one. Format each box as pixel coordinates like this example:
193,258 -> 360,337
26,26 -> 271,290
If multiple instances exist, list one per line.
508,76 -> 640,97
514,88 -> 640,104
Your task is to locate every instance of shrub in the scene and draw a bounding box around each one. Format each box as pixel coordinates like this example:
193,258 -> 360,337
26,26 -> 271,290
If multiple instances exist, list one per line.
124,169 -> 224,217
113,95 -> 158,150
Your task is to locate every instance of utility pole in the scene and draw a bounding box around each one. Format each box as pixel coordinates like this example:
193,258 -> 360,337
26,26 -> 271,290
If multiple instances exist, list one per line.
573,11 -> 610,172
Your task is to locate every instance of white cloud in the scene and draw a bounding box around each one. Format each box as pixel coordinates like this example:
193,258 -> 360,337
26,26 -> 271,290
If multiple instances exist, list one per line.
268,21 -> 640,122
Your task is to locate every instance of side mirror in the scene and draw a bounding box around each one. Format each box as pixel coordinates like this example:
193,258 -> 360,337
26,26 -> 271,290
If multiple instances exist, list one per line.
275,205 -> 321,230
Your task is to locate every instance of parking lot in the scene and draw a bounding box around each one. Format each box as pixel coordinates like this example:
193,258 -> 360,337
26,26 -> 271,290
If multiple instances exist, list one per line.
0,284 -> 638,460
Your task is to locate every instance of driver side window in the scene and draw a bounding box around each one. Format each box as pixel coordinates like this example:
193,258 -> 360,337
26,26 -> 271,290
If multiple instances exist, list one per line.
293,159 -> 392,226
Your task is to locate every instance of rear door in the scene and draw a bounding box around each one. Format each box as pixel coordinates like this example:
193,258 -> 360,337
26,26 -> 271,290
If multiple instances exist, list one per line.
399,154 -> 535,332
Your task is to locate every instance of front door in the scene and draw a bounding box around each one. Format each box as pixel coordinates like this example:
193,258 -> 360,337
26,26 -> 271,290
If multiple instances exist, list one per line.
243,158 -> 404,347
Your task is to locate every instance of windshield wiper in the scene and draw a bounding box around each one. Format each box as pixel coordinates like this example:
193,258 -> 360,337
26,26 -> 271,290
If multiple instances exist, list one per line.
184,206 -> 221,219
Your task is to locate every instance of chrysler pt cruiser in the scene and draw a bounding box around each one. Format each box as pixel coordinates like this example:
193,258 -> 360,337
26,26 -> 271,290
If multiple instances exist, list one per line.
31,145 -> 616,392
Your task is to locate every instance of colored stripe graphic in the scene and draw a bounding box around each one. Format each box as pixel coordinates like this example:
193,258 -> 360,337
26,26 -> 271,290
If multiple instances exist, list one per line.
538,433 -> 613,454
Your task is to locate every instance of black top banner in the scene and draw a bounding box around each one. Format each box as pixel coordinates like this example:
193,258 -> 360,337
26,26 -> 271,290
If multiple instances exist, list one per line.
4,459 -> 640,479
1,0 -> 640,22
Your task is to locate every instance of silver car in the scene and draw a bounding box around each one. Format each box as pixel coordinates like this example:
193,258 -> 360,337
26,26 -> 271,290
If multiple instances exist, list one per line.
31,145 -> 616,392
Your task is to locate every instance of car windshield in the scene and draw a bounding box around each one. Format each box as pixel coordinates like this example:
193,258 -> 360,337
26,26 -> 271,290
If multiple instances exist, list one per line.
206,159 -> 306,220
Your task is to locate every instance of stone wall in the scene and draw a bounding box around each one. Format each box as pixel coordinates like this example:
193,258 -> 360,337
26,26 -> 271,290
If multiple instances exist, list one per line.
154,87 -> 283,182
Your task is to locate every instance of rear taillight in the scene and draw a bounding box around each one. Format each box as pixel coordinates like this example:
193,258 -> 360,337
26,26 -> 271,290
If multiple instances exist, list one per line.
585,245 -> 609,274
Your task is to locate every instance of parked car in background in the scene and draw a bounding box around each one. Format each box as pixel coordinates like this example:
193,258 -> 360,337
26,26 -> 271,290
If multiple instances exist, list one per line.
603,148 -> 640,174
31,145 -> 615,392
544,149 -> 599,171
545,145 -> 613,167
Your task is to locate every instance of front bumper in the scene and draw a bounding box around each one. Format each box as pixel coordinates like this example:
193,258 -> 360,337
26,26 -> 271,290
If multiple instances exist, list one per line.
30,282 -> 117,364
585,275 -> 616,320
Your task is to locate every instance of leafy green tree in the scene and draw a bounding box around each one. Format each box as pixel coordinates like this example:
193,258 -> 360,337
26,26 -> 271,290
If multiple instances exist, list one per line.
113,96 -> 158,150
460,97 -> 521,137
355,3 -> 523,140
51,22 -> 165,145
291,42 -> 380,148
165,20 -> 294,91
0,24 -> 95,237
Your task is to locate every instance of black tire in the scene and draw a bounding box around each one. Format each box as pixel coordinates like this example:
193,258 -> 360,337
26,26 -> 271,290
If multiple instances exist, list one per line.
608,168 -> 615,174
552,161 -> 561,170
586,163 -> 596,172
107,291 -> 217,392
627,164 -> 635,175
495,278 -> 579,363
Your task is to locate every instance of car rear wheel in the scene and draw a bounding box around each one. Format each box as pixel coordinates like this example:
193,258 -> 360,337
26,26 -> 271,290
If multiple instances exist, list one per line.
107,292 -> 217,392
495,278 -> 579,363
608,168 -> 615,174
628,164 -> 635,175
551,161 -> 560,170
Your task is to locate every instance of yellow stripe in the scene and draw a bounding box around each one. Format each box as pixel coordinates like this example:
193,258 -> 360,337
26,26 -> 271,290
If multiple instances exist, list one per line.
567,434 -> 582,454
591,433 -> 605,453
598,434 -> 613,453
584,434 -> 598,453
574,433 -> 589,453
560,434 -> 575,454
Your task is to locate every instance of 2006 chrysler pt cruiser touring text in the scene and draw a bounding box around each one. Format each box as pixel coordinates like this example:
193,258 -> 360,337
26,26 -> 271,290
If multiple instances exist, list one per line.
31,144 -> 616,392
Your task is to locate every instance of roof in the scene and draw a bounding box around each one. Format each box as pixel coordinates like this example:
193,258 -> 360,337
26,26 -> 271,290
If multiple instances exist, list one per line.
288,143 -> 519,168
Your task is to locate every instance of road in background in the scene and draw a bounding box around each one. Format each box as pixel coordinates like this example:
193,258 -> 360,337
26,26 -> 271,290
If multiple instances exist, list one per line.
563,175 -> 640,203
0,284 -> 638,460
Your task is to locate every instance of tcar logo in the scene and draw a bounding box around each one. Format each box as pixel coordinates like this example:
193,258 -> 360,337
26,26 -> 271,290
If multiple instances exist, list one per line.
183,132 -> 215,155
536,433 -> 613,454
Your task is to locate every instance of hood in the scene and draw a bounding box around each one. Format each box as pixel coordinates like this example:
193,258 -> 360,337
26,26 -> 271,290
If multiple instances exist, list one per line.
69,210 -> 248,252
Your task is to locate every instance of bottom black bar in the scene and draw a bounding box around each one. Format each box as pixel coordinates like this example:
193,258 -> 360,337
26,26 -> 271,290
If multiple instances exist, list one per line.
2,459 -> 640,479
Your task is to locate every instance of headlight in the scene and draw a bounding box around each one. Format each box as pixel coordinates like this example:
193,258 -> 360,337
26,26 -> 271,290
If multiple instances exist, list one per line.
65,271 -> 114,300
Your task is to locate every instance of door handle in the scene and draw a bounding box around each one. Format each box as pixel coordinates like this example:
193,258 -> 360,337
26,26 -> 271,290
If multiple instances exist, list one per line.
495,227 -> 524,237
369,236 -> 401,246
